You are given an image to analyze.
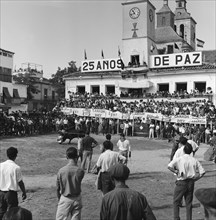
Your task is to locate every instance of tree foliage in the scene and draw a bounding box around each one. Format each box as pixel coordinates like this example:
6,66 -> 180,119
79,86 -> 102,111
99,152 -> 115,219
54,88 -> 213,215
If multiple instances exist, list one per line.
49,60 -> 79,98
13,73 -> 40,100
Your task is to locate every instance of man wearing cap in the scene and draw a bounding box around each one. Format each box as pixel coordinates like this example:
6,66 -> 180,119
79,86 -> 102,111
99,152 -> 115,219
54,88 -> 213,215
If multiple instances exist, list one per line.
100,164 -> 156,220
95,141 -> 126,195
0,147 -> 27,220
168,143 -> 205,220
56,147 -> 84,220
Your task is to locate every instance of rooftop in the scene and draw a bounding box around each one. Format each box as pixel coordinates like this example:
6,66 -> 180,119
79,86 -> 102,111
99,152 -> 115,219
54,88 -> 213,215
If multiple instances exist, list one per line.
155,26 -> 183,43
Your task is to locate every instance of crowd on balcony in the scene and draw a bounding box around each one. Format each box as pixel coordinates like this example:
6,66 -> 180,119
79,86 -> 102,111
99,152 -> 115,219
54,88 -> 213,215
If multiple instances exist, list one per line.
120,88 -> 213,99
55,91 -> 216,118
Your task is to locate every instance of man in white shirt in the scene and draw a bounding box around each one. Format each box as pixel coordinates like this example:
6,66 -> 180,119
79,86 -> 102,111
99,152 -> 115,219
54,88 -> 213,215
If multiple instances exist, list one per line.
96,141 -> 126,195
168,143 -> 205,220
187,138 -> 199,156
172,136 -> 188,161
149,122 -> 155,139
116,133 -> 131,165
0,147 -> 26,220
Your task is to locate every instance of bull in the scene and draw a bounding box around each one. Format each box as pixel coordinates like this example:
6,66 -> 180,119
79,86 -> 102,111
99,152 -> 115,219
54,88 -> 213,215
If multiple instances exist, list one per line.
57,129 -> 85,144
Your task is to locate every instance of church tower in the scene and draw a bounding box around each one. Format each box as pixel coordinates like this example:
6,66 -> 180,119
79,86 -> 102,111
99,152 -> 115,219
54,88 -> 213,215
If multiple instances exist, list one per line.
122,0 -> 156,67
156,0 -> 175,29
174,0 -> 196,50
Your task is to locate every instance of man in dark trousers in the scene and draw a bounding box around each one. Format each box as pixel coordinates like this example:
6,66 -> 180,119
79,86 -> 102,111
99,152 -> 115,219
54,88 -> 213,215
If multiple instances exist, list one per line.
101,133 -> 113,153
100,164 -> 156,220
81,131 -> 98,173
168,143 -> 205,220
0,147 -> 27,220
56,147 -> 84,220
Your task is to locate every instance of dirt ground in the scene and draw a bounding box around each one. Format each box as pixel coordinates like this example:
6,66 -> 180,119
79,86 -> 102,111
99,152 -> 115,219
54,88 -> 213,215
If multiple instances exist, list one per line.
0,133 -> 215,220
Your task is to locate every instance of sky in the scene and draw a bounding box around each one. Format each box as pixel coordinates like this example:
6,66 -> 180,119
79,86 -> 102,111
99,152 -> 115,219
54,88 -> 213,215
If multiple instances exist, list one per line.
1,0 -> 216,79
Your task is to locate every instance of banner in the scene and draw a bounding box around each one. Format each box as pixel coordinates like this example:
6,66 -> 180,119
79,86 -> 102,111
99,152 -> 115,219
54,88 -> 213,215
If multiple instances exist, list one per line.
150,51 -> 202,68
61,107 -> 207,124
81,58 -> 123,72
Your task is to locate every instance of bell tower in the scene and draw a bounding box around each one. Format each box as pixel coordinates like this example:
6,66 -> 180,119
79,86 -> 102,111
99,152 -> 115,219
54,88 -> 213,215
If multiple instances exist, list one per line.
174,0 -> 196,50
122,0 -> 156,67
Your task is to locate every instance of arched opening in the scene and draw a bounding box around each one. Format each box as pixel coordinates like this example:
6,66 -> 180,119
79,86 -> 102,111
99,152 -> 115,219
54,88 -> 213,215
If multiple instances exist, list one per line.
180,24 -> 184,38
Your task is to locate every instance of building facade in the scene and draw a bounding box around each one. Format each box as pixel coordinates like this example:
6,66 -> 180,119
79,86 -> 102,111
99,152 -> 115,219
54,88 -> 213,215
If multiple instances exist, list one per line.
64,0 -> 216,105
14,63 -> 58,112
0,48 -> 27,113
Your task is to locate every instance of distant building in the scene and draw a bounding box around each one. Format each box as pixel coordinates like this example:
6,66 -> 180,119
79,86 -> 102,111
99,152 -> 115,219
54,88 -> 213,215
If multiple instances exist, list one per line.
14,63 -> 58,112
0,48 -> 27,113
64,0 -> 216,105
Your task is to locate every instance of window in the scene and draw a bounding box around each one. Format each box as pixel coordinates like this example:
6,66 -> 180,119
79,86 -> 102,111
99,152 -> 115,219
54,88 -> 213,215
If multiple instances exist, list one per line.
106,85 -> 115,95
174,25 -> 177,32
167,45 -> 174,54
158,84 -> 169,92
180,24 -> 184,38
162,17 -> 166,26
130,55 -> 140,66
44,88 -> 48,99
77,86 -> 85,94
0,67 -> 12,82
52,91 -> 55,100
176,82 -> 187,92
91,86 -> 100,94
194,82 -> 206,93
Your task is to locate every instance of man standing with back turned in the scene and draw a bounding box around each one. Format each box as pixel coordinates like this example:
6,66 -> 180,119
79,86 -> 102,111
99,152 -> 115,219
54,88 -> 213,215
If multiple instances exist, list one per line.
81,131 -> 98,173
56,147 -> 84,220
100,164 -> 156,220
168,143 -> 205,220
0,147 -> 27,220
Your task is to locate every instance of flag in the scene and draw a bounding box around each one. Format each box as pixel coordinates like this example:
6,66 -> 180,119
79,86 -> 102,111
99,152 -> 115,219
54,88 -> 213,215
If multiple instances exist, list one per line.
150,44 -> 155,52
101,50 -> 104,59
84,49 -> 87,60
174,43 -> 179,49
197,38 -> 205,48
118,46 -> 121,57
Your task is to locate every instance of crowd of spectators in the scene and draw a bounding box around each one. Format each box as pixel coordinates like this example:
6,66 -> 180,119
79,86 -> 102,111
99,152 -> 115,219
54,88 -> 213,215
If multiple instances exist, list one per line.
1,91 -> 215,140
120,88 -> 213,99
0,110 -> 62,137
55,92 -> 216,118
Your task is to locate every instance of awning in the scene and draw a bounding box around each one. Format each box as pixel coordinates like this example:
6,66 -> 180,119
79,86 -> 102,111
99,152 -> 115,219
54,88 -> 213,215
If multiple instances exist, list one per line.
119,81 -> 153,89
13,89 -> 20,98
3,87 -> 12,98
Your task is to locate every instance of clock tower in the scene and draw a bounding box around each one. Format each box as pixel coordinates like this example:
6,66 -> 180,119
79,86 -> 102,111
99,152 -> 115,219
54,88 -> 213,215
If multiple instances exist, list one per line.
122,0 -> 156,67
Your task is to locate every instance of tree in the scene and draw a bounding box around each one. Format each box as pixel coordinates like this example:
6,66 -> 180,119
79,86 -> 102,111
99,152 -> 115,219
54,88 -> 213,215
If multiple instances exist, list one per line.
13,73 -> 40,100
49,60 -> 79,99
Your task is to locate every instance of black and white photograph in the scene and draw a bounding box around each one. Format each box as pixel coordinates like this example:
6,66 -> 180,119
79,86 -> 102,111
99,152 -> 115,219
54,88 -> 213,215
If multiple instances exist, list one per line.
0,0 -> 216,219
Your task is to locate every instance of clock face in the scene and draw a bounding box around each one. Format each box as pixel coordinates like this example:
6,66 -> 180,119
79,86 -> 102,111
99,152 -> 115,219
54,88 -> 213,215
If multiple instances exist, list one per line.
129,7 -> 140,19
149,9 -> 154,22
